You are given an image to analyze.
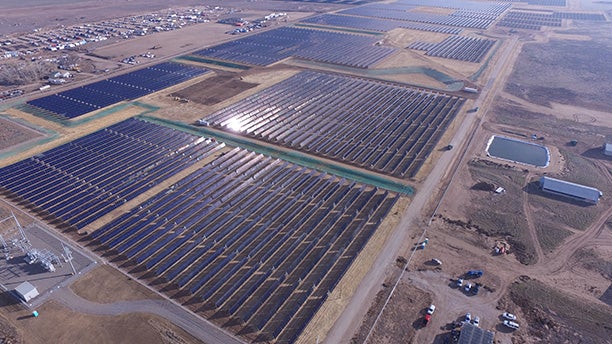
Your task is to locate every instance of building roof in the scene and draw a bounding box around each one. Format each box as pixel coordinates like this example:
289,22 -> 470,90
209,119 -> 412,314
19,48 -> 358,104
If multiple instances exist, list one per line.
540,176 -> 602,203
14,281 -> 39,301
458,323 -> 495,344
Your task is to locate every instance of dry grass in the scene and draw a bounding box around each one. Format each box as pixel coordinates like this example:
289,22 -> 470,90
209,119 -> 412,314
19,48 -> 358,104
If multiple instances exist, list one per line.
70,265 -> 162,303
14,301 -> 200,344
465,160 -> 535,264
533,221 -> 573,253
509,277 -> 612,344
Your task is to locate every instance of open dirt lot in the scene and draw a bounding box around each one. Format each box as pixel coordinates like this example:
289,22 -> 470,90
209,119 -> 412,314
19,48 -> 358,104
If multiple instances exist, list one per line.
171,72 -> 258,106
0,117 -> 44,152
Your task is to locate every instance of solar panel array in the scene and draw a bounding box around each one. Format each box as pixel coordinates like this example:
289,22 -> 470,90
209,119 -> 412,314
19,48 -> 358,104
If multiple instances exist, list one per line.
193,27 -> 395,68
199,71 -> 465,179
409,36 -> 496,63
90,147 -> 399,343
394,0 -> 510,14
26,62 -> 208,120
339,0 -> 511,30
339,6 -> 494,29
497,11 -> 562,30
553,12 -> 607,21
0,118 -> 223,229
276,0 -> 376,4
519,0 -> 566,6
300,13 -> 463,34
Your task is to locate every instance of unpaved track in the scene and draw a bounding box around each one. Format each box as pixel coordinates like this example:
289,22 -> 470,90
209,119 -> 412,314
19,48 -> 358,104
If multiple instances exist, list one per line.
52,287 -> 245,344
522,172 -> 544,264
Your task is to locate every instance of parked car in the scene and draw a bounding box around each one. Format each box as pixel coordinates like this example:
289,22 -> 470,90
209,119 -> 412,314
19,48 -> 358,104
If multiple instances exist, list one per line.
427,304 -> 436,315
473,316 -> 480,327
502,312 -> 517,321
432,258 -> 442,265
467,270 -> 483,278
423,314 -> 431,326
464,313 -> 472,322
464,283 -> 472,292
503,320 -> 520,330
472,284 -> 480,295
456,278 -> 464,287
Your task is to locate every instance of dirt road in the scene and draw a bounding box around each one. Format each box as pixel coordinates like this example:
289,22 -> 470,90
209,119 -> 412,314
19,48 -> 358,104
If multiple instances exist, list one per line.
52,287 -> 245,344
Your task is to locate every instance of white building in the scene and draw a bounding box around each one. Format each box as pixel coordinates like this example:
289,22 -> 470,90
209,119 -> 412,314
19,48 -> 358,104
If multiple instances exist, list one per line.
14,281 -> 39,302
604,143 -> 612,157
540,176 -> 602,204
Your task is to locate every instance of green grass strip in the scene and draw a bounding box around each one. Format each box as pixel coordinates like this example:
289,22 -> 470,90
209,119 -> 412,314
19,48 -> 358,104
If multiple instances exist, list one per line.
140,115 -> 415,195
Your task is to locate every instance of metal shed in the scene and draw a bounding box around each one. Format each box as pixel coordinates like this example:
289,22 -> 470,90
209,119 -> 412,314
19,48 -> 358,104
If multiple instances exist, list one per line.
604,143 -> 612,157
14,281 -> 39,302
539,176 -> 602,204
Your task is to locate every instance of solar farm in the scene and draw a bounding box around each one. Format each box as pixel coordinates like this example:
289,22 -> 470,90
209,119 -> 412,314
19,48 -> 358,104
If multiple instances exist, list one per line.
89,147 -> 399,342
338,0 -> 511,30
23,62 -> 208,121
199,71 -> 465,179
0,118 -> 224,230
300,13 -> 464,34
409,36 -> 496,63
0,116 -> 400,342
498,10 -> 607,30
192,26 -> 396,68
4,0 -> 611,343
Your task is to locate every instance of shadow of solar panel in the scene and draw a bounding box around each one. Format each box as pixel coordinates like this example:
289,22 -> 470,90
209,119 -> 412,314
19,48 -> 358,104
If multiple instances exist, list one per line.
0,118 -> 222,229
201,71 -> 465,178
86,147 -> 400,342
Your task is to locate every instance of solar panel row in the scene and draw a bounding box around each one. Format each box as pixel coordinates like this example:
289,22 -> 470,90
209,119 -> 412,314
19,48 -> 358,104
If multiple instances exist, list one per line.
409,36 -> 496,63
199,71 -> 465,178
300,13 -> 463,34
26,62 -> 208,120
338,0 -> 512,29
193,26 -> 395,68
0,118 -> 223,229
90,147 -> 399,342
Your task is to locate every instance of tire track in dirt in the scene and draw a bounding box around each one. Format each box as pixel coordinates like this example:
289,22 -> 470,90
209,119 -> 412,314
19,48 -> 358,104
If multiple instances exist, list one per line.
522,172 -> 544,264
540,207 -> 612,275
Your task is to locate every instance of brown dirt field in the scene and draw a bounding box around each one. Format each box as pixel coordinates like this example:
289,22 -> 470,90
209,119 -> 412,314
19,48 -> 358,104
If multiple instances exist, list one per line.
90,10 -> 315,63
351,280 -> 431,344
70,265 -> 162,303
8,301 -> 201,344
149,67 -> 302,124
171,73 -> 258,106
0,117 -> 43,152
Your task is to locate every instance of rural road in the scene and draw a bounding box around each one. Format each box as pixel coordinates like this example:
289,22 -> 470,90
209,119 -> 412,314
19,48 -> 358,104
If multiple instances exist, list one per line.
324,35 -> 521,343
52,287 -> 245,344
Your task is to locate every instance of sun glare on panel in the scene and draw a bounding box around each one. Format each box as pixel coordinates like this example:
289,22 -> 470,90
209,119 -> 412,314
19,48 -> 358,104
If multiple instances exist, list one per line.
227,117 -> 243,132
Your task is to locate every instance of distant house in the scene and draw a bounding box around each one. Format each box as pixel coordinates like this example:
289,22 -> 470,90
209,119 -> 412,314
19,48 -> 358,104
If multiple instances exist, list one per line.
539,176 -> 602,204
604,143 -> 612,157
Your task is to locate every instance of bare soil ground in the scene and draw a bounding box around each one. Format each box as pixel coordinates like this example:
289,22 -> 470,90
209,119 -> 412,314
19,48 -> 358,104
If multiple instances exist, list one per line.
10,300 -> 200,344
0,117 -> 43,152
171,73 -> 258,106
70,265 -> 162,303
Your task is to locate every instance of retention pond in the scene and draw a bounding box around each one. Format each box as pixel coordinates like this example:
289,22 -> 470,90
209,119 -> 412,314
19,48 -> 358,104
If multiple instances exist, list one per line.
486,135 -> 549,167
